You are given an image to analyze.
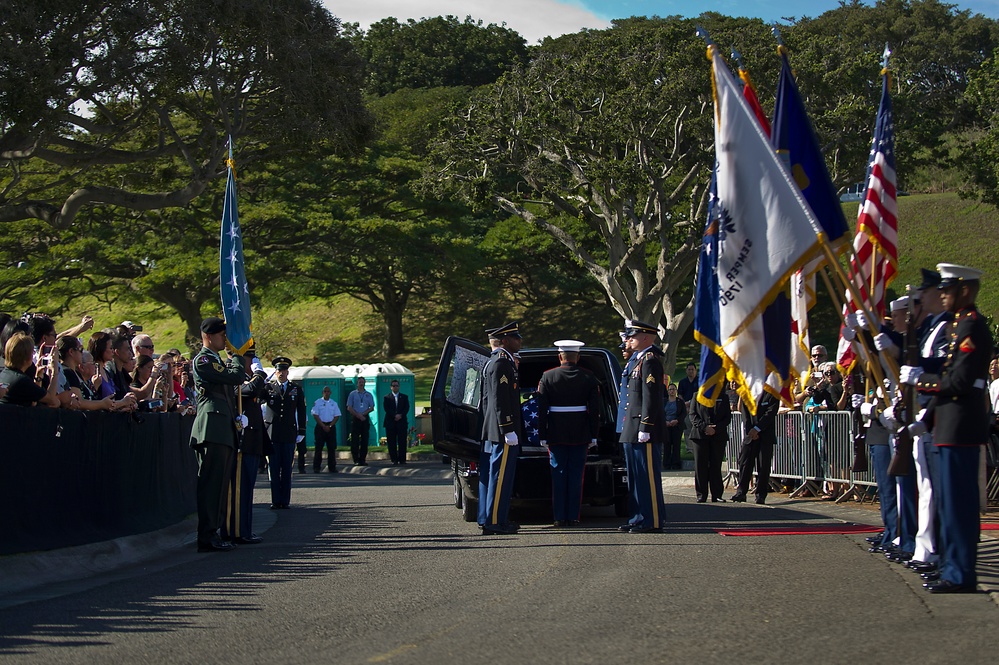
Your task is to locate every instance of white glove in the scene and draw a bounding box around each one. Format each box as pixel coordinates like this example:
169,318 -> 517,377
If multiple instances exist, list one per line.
588,439 -> 597,450
540,440 -> 548,447
851,394 -> 864,409
907,420 -> 927,438
250,357 -> 264,374
856,312 -> 869,329
237,414 -> 249,429
638,431 -> 651,443
899,365 -> 924,386
504,432 -> 519,446
842,313 -> 857,341
873,332 -> 896,352
295,434 -> 305,443
879,405 -> 898,429
859,402 -> 875,417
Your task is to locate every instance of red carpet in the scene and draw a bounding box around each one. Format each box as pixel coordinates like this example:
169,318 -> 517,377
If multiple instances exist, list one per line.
716,524 -> 881,536
982,523 -> 999,531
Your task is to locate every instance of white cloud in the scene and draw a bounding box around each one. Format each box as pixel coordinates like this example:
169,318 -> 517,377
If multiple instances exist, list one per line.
323,0 -> 611,43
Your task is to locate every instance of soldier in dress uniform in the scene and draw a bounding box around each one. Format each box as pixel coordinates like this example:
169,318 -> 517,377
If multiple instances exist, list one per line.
190,317 -> 248,553
266,356 -> 306,509
537,340 -> 601,527
618,319 -> 666,533
221,346 -> 269,545
901,263 -> 991,593
478,321 -> 523,535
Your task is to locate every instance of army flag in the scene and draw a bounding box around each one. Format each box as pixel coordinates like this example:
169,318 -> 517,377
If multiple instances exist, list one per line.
220,137 -> 253,354
699,48 -> 824,413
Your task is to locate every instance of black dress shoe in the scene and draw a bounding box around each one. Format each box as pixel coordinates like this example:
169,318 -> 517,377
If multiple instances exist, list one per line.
270,504 -> 280,509
711,497 -> 726,503
481,524 -> 517,535
695,498 -> 707,503
909,561 -> 938,573
197,539 -> 235,553
629,525 -> 664,533
618,523 -> 638,532
869,544 -> 887,554
925,579 -> 977,594
865,533 -> 885,544
235,534 -> 263,544
921,572 -> 941,582
886,549 -> 914,563
329,467 -> 338,473
553,520 -> 567,527
754,496 -> 767,505
730,493 -> 747,503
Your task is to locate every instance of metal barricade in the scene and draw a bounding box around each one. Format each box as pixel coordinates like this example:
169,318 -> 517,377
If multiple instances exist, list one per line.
724,412 -> 744,486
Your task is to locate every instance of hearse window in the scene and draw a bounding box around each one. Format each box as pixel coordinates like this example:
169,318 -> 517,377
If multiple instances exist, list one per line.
447,346 -> 489,407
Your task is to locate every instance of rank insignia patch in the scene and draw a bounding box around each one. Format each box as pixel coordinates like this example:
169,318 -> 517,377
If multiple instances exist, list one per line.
646,374 -> 655,384
500,375 -> 508,384
959,337 -> 976,353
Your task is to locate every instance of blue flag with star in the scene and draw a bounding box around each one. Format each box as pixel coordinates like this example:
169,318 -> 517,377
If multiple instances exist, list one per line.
220,137 -> 253,354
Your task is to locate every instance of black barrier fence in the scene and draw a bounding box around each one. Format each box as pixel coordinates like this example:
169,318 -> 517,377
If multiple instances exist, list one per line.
0,405 -> 197,556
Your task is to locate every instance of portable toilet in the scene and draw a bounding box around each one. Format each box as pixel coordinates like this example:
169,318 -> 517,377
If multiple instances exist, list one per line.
287,366 -> 347,450
335,363 -> 416,449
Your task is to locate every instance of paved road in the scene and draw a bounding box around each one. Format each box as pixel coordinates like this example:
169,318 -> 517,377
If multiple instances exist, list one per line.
1,464 -> 997,664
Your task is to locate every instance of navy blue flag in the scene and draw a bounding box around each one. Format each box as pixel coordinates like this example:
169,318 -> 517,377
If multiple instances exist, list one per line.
694,171 -> 727,407
771,51 -> 848,248
220,137 -> 253,354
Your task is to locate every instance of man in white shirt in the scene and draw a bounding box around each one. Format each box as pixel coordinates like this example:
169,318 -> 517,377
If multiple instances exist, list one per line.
312,385 -> 342,473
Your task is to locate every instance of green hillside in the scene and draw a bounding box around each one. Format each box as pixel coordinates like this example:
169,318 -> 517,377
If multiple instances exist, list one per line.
38,192 -> 999,401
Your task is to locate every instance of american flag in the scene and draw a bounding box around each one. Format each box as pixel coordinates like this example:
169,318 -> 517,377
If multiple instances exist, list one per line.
838,64 -> 897,372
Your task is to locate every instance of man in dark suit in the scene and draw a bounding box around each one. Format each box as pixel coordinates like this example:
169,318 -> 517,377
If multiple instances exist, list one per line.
266,357 -> 306,509
383,379 -> 411,465
731,391 -> 779,504
688,383 -> 732,504
537,339 -> 601,527
902,263 -> 991,594
190,316 -> 248,552
478,320 -> 523,535
619,319 -> 666,533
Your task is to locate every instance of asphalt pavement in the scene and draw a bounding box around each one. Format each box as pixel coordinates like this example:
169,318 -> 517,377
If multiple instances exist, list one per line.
3,459 -> 997,608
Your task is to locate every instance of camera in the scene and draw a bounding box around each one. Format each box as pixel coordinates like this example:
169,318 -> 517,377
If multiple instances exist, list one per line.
138,399 -> 164,412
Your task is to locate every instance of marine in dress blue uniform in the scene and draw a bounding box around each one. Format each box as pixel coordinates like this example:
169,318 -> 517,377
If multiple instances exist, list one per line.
618,320 -> 666,533
266,357 -> 307,509
537,340 -> 601,526
478,321 -> 523,535
901,263 -> 990,593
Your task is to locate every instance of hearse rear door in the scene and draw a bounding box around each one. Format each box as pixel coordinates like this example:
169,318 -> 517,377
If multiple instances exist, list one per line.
431,336 -> 490,462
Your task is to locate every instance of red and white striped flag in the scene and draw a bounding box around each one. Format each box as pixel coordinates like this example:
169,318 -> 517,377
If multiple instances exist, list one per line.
837,66 -> 897,373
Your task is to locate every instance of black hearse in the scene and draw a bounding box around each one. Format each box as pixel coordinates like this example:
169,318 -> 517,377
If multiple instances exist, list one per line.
431,336 -> 629,521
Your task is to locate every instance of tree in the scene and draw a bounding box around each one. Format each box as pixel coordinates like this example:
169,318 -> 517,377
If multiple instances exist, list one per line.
349,15 -> 530,96
786,0 -> 999,189
425,16 -> 780,370
0,0 -> 372,229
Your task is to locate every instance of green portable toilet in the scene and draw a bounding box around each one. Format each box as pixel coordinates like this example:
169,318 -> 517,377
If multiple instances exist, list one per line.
335,363 -> 417,449
287,366 -> 347,450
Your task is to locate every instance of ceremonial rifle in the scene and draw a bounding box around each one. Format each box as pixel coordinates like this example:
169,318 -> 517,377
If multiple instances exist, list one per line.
887,285 -> 917,476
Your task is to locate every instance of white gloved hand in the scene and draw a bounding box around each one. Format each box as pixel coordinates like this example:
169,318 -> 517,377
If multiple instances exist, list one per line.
638,431 -> 651,443
237,414 -> 249,429
851,394 -> 864,409
504,432 -> 519,446
540,440 -> 548,447
899,365 -> 924,386
873,332 -> 896,352
856,312 -> 869,329
588,439 -> 597,450
842,313 -> 858,341
879,405 -> 898,429
859,402 -> 875,418
295,434 -> 305,443
250,357 -> 264,374
907,420 -> 928,438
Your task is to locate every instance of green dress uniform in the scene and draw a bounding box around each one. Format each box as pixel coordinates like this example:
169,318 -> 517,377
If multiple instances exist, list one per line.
191,346 -> 247,550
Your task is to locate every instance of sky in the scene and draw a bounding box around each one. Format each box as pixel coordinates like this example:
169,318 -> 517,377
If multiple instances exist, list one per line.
325,0 -> 999,43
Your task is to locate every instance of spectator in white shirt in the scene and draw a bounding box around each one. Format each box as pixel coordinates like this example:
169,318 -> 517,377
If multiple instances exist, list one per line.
312,386 -> 342,473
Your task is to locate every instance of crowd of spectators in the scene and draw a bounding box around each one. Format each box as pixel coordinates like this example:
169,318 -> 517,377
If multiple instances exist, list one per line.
0,312 -> 197,414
